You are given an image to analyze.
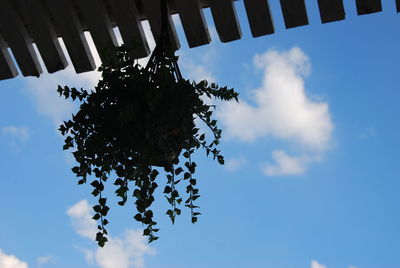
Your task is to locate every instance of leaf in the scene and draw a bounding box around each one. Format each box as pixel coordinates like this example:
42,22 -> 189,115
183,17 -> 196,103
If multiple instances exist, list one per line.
217,155 -> 225,165
163,186 -> 172,194
114,178 -> 123,185
101,206 -> 110,216
171,190 -> 179,198
174,167 -> 183,175
166,209 -> 173,216
93,205 -> 101,212
134,213 -> 142,222
99,198 -> 107,206
91,189 -> 100,197
199,133 -> 205,141
149,236 -> 159,243
90,180 -> 100,188
184,172 -> 191,180
71,166 -> 80,174
174,208 -> 181,215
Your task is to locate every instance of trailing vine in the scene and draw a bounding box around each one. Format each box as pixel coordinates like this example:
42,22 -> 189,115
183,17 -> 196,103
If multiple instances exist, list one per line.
58,0 -> 238,247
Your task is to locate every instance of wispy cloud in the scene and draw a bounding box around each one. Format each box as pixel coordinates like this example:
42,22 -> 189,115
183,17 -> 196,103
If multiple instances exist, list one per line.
179,58 -> 215,82
224,157 -> 247,172
262,150 -> 312,176
37,256 -> 53,267
218,47 -> 334,175
311,260 -> 327,268
311,260 -> 358,268
67,200 -> 155,268
0,249 -> 28,268
66,200 -> 97,240
2,126 -> 30,143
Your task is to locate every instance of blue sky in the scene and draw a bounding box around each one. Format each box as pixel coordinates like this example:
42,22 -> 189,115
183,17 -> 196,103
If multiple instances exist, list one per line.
1,1 -> 400,268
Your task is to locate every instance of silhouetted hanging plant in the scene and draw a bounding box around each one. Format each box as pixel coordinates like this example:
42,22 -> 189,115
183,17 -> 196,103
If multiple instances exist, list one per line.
58,0 -> 238,247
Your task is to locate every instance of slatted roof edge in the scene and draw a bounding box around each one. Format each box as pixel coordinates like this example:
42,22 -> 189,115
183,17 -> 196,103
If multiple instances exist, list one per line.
0,0 -> 395,81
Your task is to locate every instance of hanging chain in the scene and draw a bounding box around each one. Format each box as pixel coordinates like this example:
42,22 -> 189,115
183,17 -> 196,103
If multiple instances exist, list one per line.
145,0 -> 182,81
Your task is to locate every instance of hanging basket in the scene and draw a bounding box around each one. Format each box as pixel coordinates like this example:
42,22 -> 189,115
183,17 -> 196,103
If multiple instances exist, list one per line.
58,0 -> 239,247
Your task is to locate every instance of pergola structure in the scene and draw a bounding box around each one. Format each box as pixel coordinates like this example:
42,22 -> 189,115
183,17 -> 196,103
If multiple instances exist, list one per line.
0,0 -> 396,81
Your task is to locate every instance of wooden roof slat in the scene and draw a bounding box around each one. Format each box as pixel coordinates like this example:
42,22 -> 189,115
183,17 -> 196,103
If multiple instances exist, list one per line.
317,0 -> 345,23
108,0 -> 150,58
243,0 -> 274,37
356,0 -> 382,15
0,0 -> 42,77
44,0 -> 96,73
74,0 -> 118,62
0,34 -> 18,80
209,0 -> 242,42
174,0 -> 211,48
142,0 -> 181,49
15,0 -> 68,73
279,0 -> 309,29
0,0 -> 398,82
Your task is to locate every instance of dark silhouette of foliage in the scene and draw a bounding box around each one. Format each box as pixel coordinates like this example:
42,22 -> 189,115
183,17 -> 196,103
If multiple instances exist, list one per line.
57,43 -> 238,246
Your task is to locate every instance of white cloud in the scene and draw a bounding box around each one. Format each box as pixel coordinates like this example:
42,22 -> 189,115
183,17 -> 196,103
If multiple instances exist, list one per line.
66,199 -> 97,240
224,157 -> 247,172
67,200 -> 155,268
262,150 -> 309,176
311,260 -> 327,268
2,126 -> 29,142
219,47 -> 332,150
94,230 -> 155,268
310,261 -> 359,268
179,58 -> 215,82
217,47 -> 334,175
0,249 -> 28,268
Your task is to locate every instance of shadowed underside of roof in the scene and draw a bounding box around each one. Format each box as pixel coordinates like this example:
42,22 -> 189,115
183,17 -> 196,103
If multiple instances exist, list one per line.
0,0 -> 396,81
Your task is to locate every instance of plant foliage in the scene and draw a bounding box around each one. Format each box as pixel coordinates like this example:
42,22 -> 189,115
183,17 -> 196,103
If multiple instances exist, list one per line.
58,44 -> 238,246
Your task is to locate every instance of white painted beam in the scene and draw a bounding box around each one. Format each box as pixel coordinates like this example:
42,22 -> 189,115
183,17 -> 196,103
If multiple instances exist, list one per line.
279,0 -> 309,29
356,0 -> 382,15
209,0 -> 241,42
142,0 -> 181,49
0,34 -> 18,80
175,0 -> 210,48
0,0 -> 42,77
44,0 -> 96,73
108,0 -> 150,58
74,0 -> 118,62
317,0 -> 345,23
243,0 -> 274,37
15,0 -> 68,73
